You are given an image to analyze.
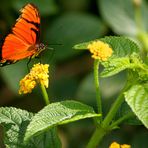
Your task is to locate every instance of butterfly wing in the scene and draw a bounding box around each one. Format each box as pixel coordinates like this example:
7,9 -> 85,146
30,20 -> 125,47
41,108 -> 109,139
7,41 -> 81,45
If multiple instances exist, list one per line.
0,3 -> 40,66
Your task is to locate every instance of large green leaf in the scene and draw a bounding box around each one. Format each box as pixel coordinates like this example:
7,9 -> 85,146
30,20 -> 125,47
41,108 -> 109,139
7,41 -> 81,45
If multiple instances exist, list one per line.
24,100 -> 100,142
45,13 -> 106,61
99,0 -> 148,36
100,36 -> 139,57
124,83 -> 148,128
74,36 -> 139,57
0,107 -> 33,147
0,107 -> 61,148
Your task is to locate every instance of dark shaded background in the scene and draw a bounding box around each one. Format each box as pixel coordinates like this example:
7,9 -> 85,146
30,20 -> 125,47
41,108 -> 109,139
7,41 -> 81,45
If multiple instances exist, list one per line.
0,0 -> 148,147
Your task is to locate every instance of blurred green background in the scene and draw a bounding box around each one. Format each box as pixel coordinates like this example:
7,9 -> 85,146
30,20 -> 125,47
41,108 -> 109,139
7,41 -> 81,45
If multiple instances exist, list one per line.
0,0 -> 148,147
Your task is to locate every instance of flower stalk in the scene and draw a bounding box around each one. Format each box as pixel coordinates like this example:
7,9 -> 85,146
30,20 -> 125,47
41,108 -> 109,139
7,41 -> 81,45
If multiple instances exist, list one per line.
87,80 -> 131,147
86,125 -> 106,148
86,41 -> 115,147
40,82 -> 50,105
94,60 -> 102,117
133,0 -> 148,58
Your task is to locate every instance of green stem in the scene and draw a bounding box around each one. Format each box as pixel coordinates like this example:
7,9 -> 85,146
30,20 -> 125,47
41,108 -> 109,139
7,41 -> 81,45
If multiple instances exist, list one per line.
40,82 -> 50,105
86,126 -> 106,148
134,0 -> 142,32
87,83 -> 130,147
40,82 -> 61,145
94,60 -> 102,117
137,32 -> 148,53
110,112 -> 134,129
102,84 -> 129,128
102,94 -> 124,128
87,94 -> 124,148
134,0 -> 148,57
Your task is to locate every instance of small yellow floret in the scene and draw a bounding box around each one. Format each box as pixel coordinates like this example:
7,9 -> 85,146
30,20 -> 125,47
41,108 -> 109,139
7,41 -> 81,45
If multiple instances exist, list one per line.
19,63 -> 49,94
30,63 -> 49,88
121,144 -> 131,148
87,41 -> 113,61
109,142 -> 131,148
109,142 -> 120,148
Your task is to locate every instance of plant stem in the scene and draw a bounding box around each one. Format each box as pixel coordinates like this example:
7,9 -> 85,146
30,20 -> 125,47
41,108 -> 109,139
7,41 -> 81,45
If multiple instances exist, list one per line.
87,83 -> 130,147
40,82 -> 50,105
137,32 -> 148,53
134,0 -> 148,57
110,112 -> 134,129
87,92 -> 124,148
86,126 -> 106,148
102,94 -> 124,128
40,84 -> 61,146
94,60 -> 102,117
134,0 -> 142,32
102,83 -> 130,128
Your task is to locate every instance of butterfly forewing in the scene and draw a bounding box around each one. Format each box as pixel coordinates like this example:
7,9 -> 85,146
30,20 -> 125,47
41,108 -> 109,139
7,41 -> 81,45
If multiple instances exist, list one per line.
0,3 -> 41,66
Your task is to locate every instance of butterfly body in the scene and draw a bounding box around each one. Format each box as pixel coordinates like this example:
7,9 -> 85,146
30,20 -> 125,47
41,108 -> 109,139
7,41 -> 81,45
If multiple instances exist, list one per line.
0,3 -> 45,66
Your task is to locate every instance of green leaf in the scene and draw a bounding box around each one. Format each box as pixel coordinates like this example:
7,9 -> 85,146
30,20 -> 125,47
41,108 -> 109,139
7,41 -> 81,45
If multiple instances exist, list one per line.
138,64 -> 148,82
0,107 -> 61,148
44,128 -> 61,148
126,56 -> 148,83
100,36 -> 139,57
124,83 -> 148,128
45,13 -> 106,61
101,57 -> 134,77
24,100 -> 100,142
0,107 -> 33,147
101,52 -> 148,78
74,36 -> 139,57
12,0 -> 58,16
74,42 -> 91,50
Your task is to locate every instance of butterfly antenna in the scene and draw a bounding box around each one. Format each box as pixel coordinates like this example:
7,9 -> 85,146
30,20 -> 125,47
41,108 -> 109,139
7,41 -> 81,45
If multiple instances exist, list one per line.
46,47 -> 54,50
47,43 -> 63,46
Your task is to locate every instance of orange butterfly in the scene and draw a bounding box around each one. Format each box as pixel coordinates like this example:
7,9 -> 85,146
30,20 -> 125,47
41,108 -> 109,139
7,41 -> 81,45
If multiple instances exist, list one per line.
0,3 -> 45,66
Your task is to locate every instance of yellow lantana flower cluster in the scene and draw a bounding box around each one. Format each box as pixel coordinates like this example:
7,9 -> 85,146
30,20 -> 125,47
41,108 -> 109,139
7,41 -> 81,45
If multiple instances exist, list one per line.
19,63 -> 49,94
87,41 -> 113,61
109,142 -> 131,148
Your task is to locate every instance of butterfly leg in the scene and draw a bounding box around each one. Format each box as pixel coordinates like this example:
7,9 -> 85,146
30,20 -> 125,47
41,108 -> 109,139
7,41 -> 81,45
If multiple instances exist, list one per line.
35,56 -> 42,64
27,57 -> 32,71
